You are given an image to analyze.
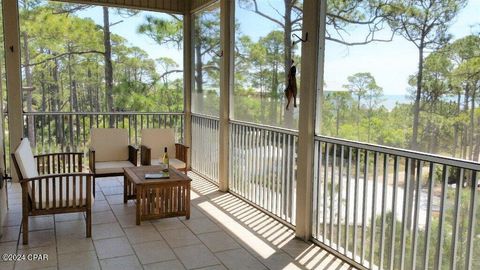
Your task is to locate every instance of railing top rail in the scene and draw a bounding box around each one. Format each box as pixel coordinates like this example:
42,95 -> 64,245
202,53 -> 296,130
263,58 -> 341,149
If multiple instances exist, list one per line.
315,135 -> 480,171
22,111 -> 184,116
230,119 -> 299,136
191,113 -> 220,121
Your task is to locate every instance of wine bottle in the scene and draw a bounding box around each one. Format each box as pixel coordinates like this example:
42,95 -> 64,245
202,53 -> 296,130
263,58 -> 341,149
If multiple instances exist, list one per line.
162,147 -> 169,170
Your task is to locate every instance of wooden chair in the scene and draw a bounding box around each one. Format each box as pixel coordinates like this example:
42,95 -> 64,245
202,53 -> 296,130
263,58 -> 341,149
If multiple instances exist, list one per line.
11,138 -> 93,245
140,129 -> 189,173
88,128 -> 138,193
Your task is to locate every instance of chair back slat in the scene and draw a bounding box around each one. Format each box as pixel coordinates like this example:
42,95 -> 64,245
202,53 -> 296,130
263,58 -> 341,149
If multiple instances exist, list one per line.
39,179 -> 43,210
73,177 -> 77,208
31,181 -> 36,209
79,176 -> 83,207
52,177 -> 56,208
59,176 -> 63,208
66,177 -> 70,207
46,178 -> 50,209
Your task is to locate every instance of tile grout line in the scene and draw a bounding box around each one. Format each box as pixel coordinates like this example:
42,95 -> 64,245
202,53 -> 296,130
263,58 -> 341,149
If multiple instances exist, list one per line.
102,176 -> 162,270
193,174 -> 359,270
186,179 -> 271,270
188,174 -> 310,269
150,221 -> 198,270
54,214 -> 60,270
95,178 -> 141,269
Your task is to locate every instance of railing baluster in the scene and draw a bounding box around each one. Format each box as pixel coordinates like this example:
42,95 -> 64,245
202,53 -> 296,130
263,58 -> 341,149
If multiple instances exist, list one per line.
465,171 -> 477,270
389,156 -> 399,270
330,143 -> 336,246
434,164 -> 448,270
337,145 -> 344,250
379,153 -> 389,269
282,133 -> 288,220
369,151 -> 379,267
242,124 -> 247,197
423,162 -> 435,270
450,168 -> 463,270
361,150 -> 369,263
345,146 -> 351,255
353,148 -> 360,260
264,130 -> 269,210
272,131 -> 276,214
411,160 -> 422,269
313,141 -> 320,238
275,133 -> 283,216
323,143 -> 329,241
400,158 -> 411,270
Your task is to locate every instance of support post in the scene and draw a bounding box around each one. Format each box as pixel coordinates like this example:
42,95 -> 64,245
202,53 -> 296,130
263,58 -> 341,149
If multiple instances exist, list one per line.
218,0 -> 234,192
183,6 -> 193,169
2,0 -> 23,182
295,0 -> 326,240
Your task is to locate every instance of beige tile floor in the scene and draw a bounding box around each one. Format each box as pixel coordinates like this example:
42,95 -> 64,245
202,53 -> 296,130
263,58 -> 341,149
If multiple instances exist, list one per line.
0,173 -> 357,270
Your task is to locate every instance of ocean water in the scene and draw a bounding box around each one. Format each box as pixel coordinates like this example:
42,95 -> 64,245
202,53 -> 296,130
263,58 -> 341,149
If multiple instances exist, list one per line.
382,94 -> 411,110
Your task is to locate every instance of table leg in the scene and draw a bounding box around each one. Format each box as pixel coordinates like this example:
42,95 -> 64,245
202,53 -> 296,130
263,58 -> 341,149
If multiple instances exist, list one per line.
186,184 -> 190,220
136,185 -> 141,225
123,175 -> 127,204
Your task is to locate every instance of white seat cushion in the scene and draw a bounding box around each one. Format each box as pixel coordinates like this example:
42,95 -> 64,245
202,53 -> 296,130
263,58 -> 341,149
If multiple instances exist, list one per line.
14,139 -> 39,179
151,158 -> 186,170
91,128 -> 129,162
95,161 -> 135,175
141,129 -> 176,159
28,176 -> 94,210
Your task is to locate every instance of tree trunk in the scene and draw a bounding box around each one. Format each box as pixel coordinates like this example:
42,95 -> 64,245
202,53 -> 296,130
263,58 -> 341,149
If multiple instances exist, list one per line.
336,105 -> 340,136
473,113 -> 480,162
103,6 -> 114,126
95,62 -> 101,111
87,67 -> 96,112
469,90 -> 475,160
40,70 -> 47,112
283,1 -> 292,87
68,50 -> 81,151
453,93 -> 461,157
357,96 -> 361,140
194,33 -> 204,111
411,44 -> 424,151
52,59 -> 64,147
23,32 -> 35,147
283,0 -> 294,129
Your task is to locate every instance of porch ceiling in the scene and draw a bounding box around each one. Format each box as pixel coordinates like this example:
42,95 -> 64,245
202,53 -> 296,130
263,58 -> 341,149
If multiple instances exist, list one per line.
56,0 -> 217,14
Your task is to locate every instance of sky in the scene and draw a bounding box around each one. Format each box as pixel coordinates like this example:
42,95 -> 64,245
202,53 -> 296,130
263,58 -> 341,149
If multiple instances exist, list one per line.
75,0 -> 480,96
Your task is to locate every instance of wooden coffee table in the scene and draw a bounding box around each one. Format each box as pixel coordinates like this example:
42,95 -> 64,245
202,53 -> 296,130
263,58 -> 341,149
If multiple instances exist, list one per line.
123,166 -> 191,225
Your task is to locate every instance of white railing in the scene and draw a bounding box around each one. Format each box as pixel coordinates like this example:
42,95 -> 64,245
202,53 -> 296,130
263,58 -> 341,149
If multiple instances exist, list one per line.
191,113 -> 219,184
229,120 -> 298,225
312,135 -> 480,270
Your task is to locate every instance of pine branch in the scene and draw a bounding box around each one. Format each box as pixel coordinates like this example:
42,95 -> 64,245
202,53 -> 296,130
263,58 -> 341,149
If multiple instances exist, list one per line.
159,69 -> 183,80
24,50 -> 105,67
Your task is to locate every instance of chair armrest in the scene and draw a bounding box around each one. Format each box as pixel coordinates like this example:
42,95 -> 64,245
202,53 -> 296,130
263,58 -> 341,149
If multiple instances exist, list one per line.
175,143 -> 189,166
128,145 -> 139,166
140,145 -> 152,166
88,148 -> 95,174
21,172 -> 94,182
35,152 -> 84,174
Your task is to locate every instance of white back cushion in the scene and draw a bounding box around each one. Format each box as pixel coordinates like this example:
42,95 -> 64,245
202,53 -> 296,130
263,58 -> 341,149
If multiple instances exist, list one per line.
14,138 -> 39,179
141,129 -> 176,160
90,128 -> 129,162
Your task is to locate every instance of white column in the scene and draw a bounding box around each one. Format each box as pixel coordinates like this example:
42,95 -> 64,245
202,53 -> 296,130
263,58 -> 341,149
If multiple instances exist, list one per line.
295,0 -> 326,240
218,0 -> 234,192
183,9 -> 193,169
2,0 -> 23,182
